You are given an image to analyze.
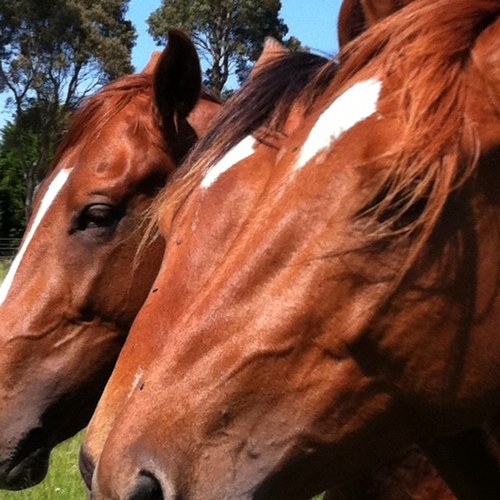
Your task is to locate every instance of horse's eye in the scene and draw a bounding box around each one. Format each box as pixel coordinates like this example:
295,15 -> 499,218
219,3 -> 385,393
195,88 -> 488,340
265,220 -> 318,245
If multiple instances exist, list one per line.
78,204 -> 120,231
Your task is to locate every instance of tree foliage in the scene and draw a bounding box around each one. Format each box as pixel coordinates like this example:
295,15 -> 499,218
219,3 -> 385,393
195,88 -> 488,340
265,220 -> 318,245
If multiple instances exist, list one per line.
0,121 -> 29,239
0,0 -> 136,216
148,0 -> 299,95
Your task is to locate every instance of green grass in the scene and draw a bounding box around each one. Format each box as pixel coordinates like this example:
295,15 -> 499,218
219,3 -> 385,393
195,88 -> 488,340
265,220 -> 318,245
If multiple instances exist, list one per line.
0,259 -> 10,283
0,433 -> 86,499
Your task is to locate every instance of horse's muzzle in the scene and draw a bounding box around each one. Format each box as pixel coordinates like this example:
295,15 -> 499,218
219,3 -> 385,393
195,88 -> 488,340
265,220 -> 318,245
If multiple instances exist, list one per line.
0,427 -> 50,490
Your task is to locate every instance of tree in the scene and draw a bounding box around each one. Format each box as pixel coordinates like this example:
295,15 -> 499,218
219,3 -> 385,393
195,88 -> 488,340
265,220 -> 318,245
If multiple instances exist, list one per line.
148,0 -> 299,96
0,0 -> 136,217
0,121 -> 30,240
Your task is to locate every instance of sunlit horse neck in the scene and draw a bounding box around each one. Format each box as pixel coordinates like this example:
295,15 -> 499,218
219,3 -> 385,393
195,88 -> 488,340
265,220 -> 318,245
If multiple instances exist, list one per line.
88,1 -> 500,499
0,30 -> 221,491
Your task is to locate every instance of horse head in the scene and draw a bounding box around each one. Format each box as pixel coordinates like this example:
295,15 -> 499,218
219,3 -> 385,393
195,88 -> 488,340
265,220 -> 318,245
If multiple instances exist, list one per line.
0,31 -> 221,490
87,1 -> 500,498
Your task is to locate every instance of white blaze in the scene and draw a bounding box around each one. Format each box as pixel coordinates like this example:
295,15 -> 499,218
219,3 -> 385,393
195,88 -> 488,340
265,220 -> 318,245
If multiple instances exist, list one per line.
0,168 -> 72,305
296,79 -> 382,170
201,135 -> 256,189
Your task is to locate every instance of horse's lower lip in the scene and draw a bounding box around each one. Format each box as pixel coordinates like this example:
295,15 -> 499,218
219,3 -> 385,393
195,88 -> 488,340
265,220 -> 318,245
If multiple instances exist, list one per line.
0,447 -> 50,490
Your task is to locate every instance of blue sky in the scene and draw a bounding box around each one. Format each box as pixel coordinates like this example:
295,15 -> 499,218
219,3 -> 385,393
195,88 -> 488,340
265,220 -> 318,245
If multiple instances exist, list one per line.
130,0 -> 342,71
0,1 -> 343,126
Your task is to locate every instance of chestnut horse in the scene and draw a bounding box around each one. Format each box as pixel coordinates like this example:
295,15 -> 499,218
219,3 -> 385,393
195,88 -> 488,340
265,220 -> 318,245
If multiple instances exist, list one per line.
86,1 -> 500,498
0,31 -> 221,490
0,2 -> 461,497
336,2 -> 500,499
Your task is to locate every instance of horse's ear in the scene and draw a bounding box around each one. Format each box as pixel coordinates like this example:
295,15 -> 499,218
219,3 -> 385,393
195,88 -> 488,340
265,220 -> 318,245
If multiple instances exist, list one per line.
338,0 -> 366,48
153,29 -> 202,121
250,37 -> 288,77
142,52 -> 162,75
472,19 -> 500,108
360,0 -> 404,27
338,0 -> 408,48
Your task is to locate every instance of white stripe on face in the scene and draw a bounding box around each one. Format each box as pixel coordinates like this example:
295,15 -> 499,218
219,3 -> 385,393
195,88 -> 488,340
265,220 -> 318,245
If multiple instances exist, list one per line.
0,168 -> 72,306
201,135 -> 256,189
295,79 -> 382,170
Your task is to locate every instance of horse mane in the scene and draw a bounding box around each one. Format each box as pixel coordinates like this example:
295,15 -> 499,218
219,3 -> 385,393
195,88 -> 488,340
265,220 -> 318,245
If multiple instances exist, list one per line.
186,51 -> 331,172
152,50 -> 330,234
325,0 -> 498,274
150,0 -> 498,275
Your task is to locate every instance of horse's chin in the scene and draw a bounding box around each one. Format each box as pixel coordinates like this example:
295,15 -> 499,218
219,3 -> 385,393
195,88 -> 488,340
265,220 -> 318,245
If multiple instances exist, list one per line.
0,434 -> 51,490
0,448 -> 50,490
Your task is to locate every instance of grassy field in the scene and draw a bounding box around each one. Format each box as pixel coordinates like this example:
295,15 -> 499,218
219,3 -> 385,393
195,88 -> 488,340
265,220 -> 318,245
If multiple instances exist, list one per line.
0,260 -> 10,282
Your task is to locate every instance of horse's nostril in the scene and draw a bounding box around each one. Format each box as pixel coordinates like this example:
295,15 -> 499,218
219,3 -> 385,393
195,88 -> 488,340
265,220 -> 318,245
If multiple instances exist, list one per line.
128,472 -> 164,500
79,446 -> 95,491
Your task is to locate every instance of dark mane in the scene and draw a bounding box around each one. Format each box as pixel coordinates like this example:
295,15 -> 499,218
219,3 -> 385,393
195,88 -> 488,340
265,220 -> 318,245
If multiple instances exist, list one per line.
186,51 -> 330,172
155,50 -> 330,228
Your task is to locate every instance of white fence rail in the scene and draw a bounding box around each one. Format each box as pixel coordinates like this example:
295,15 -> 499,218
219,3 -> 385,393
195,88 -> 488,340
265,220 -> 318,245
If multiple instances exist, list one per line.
0,238 -> 21,257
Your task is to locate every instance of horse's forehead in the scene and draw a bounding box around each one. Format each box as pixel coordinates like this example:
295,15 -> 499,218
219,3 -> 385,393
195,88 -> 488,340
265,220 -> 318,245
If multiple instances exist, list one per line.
64,111 -> 166,184
294,78 -> 383,171
62,137 -> 129,187
199,77 -> 384,199
0,167 -> 72,306
200,136 -> 258,189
